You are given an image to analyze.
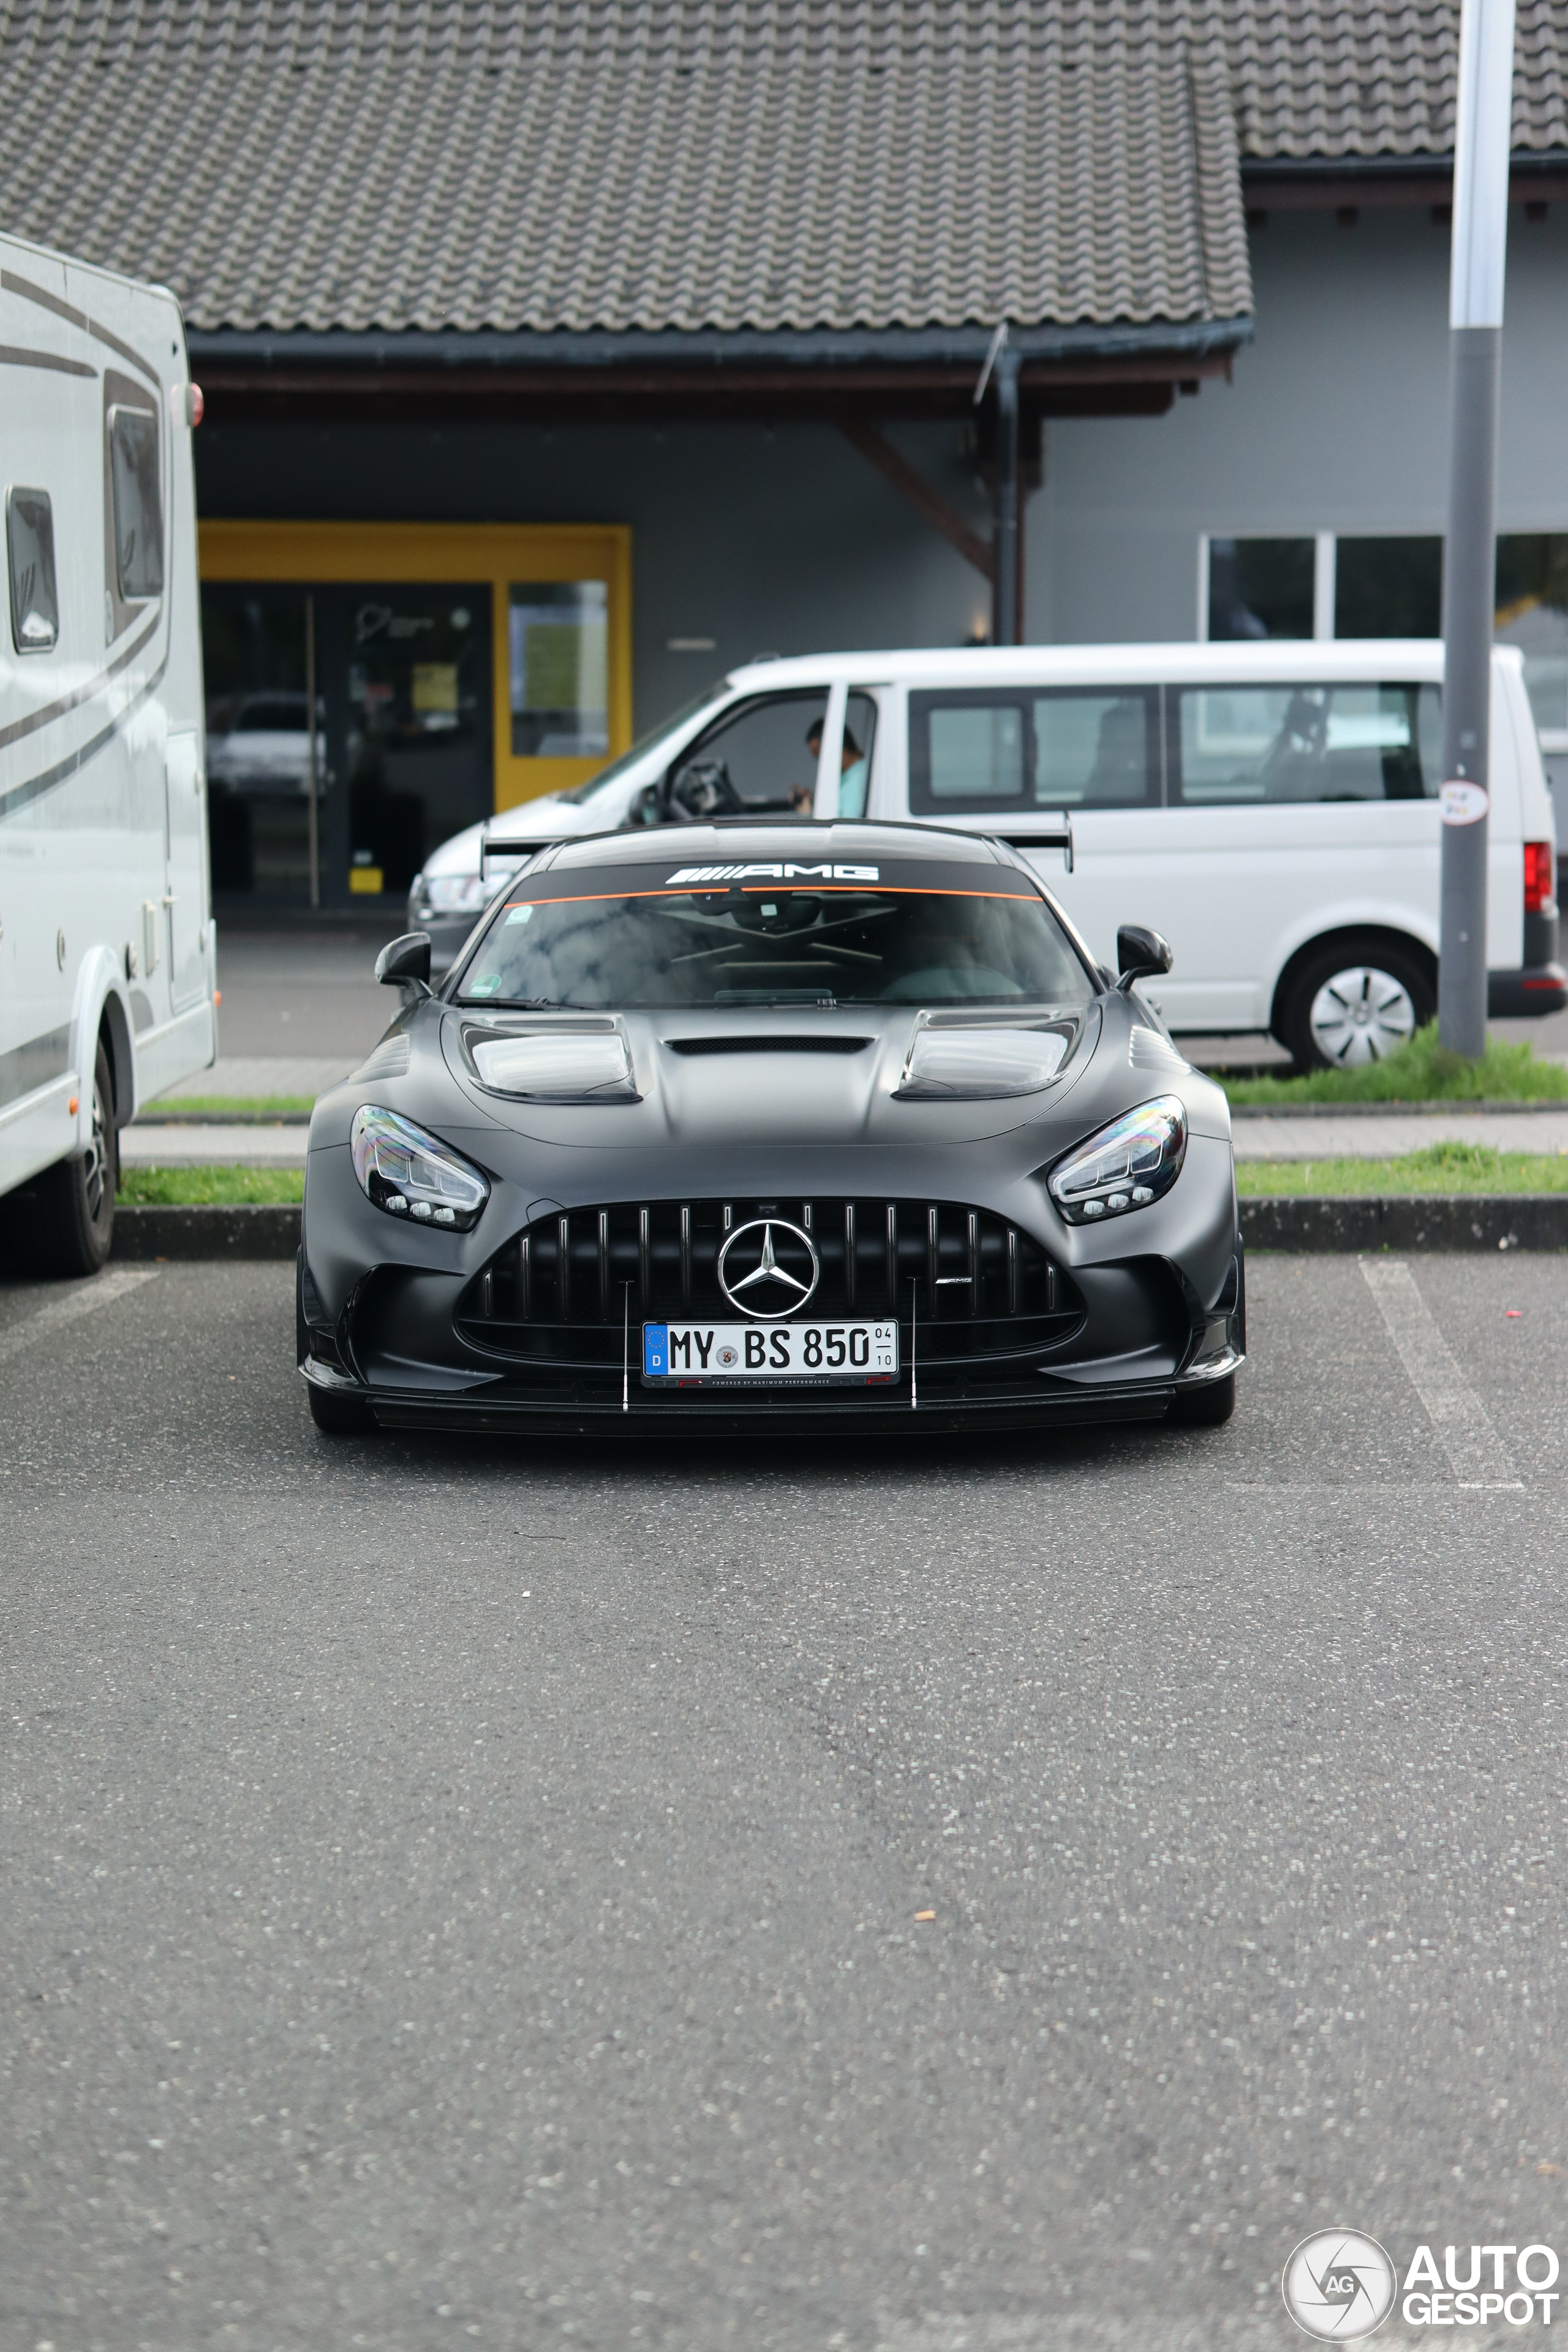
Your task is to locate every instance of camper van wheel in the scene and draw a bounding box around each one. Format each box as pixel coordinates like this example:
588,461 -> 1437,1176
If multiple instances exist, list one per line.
32,1041 -> 117,1277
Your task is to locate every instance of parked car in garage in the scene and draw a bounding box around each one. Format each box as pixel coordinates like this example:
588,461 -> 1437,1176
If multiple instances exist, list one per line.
409,642 -> 1562,1066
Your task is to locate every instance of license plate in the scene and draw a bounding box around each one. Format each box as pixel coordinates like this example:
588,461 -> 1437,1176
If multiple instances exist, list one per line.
643,1320 -> 900,1385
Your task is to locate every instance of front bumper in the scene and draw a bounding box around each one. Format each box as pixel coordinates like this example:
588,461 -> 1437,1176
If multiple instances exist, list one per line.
298,1168 -> 1246,1438
300,1351 -> 1240,1435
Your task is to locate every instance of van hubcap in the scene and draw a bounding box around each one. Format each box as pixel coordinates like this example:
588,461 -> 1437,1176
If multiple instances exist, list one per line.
1308,966 -> 1417,1066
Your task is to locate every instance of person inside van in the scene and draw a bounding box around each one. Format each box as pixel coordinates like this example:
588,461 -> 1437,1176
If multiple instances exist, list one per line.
804,718 -> 869,818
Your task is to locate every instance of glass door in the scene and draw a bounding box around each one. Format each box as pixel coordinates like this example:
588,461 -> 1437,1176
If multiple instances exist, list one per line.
200,581 -> 492,907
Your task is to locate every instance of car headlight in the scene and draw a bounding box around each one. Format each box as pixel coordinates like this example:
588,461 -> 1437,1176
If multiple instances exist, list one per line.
895,1018 -> 1075,1099
349,1106 -> 489,1229
467,1027 -> 637,1101
423,874 -> 490,913
1047,1095 -> 1187,1224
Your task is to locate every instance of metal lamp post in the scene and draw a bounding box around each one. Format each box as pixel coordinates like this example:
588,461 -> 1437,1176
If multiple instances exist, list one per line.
1438,0 -> 1517,1055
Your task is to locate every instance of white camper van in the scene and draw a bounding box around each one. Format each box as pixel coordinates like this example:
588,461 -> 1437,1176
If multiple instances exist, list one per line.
413,642 -> 1562,1069
0,233 -> 214,1273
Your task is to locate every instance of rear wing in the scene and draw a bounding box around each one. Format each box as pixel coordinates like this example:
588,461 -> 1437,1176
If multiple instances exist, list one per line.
480,824 -> 574,869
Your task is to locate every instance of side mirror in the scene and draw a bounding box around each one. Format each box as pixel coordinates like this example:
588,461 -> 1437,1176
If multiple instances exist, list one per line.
1115,925 -> 1173,990
375,932 -> 432,993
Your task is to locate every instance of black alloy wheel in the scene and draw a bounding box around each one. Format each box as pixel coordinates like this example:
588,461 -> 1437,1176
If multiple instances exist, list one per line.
30,1039 -> 117,1277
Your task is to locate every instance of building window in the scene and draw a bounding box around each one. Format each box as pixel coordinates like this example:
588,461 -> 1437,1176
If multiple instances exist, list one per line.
509,581 -> 608,757
1205,537 -> 1315,641
6,486 -> 58,652
1496,535 -> 1568,743
1201,530 -> 1568,758
1334,537 -> 1442,638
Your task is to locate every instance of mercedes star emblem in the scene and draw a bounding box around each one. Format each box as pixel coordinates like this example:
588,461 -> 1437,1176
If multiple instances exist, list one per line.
717,1218 -> 821,1319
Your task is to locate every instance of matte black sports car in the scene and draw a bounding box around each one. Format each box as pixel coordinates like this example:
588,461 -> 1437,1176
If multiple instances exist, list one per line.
298,823 -> 1243,1437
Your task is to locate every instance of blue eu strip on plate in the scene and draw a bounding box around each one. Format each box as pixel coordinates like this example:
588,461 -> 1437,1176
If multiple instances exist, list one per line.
643,1324 -> 669,1377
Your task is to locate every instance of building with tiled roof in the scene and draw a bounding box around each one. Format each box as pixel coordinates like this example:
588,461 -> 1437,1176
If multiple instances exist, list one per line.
1,1 -> 1564,901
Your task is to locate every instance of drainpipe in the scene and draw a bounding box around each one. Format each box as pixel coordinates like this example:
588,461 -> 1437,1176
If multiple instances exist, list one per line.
1438,0 -> 1516,1056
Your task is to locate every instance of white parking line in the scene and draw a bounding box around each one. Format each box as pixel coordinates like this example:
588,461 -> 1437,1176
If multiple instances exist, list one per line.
1360,1257 -> 1521,1489
0,1267 -> 160,1366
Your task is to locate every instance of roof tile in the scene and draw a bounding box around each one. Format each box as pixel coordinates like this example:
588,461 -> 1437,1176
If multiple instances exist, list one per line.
0,4 -> 1560,339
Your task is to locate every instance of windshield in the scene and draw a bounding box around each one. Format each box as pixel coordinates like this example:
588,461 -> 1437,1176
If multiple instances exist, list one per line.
554,684 -> 728,804
456,858 -> 1095,1009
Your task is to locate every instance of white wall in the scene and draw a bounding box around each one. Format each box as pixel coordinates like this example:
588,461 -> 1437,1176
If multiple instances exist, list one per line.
1030,203 -> 1568,644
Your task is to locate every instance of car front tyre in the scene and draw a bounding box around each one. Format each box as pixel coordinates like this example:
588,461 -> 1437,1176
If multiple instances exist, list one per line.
1168,1373 -> 1236,1427
31,1041 -> 117,1276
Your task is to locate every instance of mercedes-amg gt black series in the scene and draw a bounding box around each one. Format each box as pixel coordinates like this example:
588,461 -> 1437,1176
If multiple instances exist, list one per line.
298,823 -> 1244,1437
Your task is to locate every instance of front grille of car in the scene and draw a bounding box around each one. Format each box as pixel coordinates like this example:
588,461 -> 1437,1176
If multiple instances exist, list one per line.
454,1198 -> 1084,1401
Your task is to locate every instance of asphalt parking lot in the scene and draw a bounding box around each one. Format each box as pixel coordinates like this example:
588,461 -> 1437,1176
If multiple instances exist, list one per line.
4,1254 -> 1568,2350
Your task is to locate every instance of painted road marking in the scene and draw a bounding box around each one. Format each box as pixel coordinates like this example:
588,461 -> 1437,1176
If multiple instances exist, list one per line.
1360,1257 -> 1521,1489
0,1268 -> 160,1366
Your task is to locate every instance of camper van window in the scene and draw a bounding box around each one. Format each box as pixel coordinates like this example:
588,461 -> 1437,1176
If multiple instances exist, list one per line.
6,488 -> 58,654
909,688 -> 1158,811
1172,682 -> 1442,804
108,404 -> 163,600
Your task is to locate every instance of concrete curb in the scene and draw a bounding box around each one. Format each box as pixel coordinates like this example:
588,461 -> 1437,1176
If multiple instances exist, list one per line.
1230,1098 -> 1568,1120
107,1197 -> 1567,1262
111,1204 -> 301,1261
1240,1195 -> 1567,1251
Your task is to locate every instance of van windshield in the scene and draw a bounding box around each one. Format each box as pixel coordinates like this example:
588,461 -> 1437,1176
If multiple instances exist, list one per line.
554,685 -> 727,804
458,859 -> 1094,1010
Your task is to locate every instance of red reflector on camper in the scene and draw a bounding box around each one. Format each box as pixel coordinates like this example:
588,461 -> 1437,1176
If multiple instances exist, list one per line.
1524,840 -> 1554,914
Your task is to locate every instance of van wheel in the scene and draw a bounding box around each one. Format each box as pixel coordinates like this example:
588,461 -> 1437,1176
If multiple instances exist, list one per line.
1169,1373 -> 1236,1427
1278,939 -> 1433,1071
31,1041 -> 117,1276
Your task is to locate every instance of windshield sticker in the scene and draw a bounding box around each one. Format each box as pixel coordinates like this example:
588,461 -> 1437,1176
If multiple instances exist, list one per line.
663,862 -> 881,884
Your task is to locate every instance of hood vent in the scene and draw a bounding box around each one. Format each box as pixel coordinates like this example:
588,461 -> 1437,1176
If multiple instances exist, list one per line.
664,1034 -> 872,1056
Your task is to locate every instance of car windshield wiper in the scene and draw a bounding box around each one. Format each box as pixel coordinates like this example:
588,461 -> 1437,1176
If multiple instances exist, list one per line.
466,995 -> 581,1010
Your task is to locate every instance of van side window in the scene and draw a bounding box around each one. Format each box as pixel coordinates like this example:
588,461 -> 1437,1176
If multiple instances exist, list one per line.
909,688 -> 1158,811
1172,683 -> 1441,804
6,487 -> 58,654
108,402 -> 163,600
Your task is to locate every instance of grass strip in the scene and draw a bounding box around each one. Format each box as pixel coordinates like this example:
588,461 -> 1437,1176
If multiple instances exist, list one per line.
1219,1022 -> 1568,1106
1237,1140 -> 1568,1196
119,1166 -> 304,1206
141,1095 -> 315,1117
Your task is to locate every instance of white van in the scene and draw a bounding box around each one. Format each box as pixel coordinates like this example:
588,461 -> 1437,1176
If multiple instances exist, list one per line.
411,641 -> 1561,1068
0,233 -> 215,1272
